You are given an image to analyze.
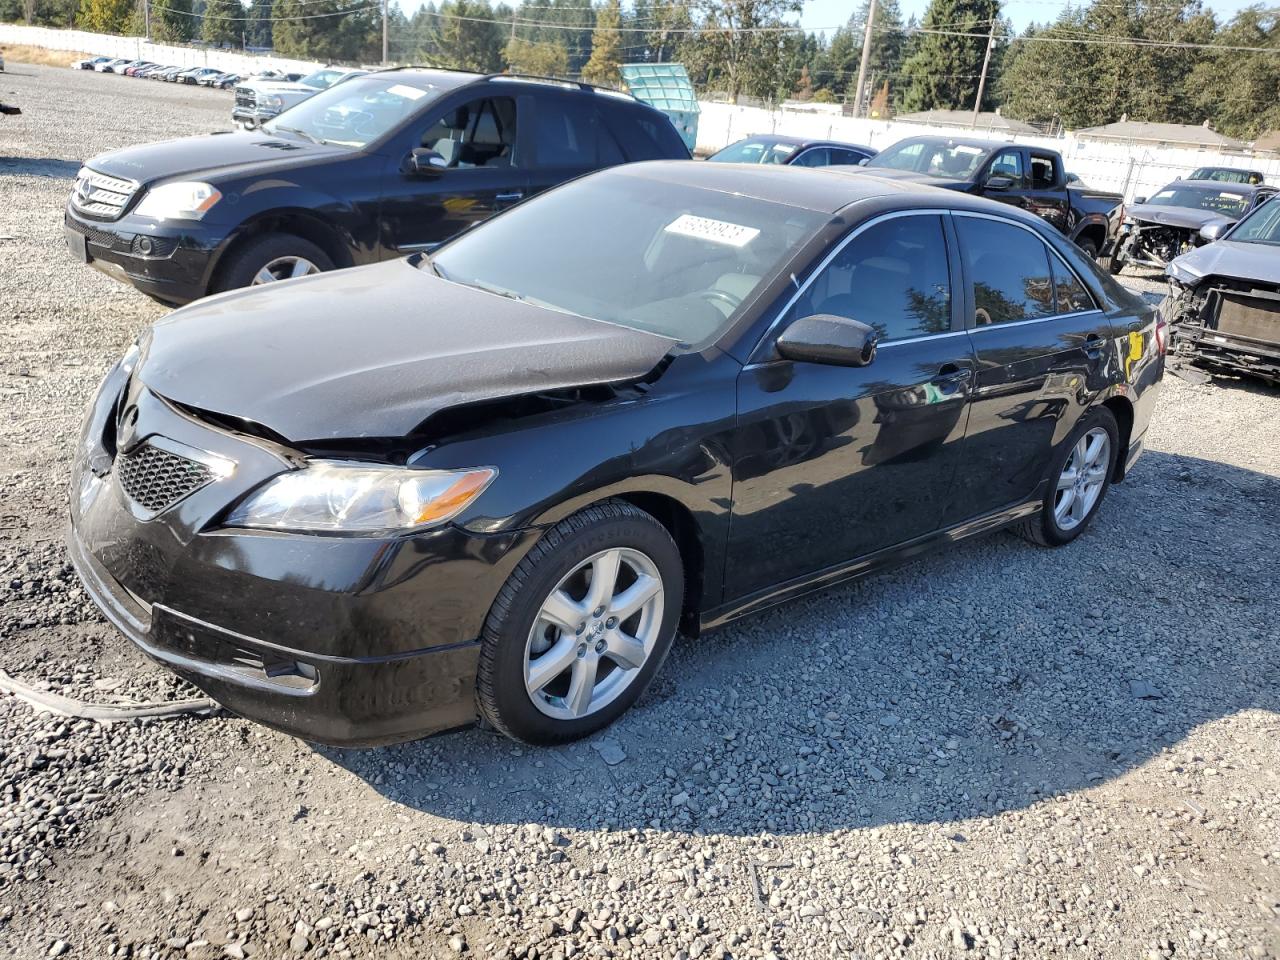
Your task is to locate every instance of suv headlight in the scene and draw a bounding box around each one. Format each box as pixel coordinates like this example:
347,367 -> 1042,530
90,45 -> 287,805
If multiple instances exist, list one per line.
1167,260 -> 1202,286
261,93 -> 283,108
133,181 -> 222,221
225,462 -> 497,535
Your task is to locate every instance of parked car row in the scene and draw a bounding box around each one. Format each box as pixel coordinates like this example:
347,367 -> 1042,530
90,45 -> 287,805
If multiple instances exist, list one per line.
71,55 -> 254,89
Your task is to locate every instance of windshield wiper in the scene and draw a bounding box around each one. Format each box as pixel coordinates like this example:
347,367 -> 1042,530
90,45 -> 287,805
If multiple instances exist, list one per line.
272,124 -> 325,146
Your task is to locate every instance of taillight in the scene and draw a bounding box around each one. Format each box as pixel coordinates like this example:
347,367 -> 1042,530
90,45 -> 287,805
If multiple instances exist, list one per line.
1155,318 -> 1168,355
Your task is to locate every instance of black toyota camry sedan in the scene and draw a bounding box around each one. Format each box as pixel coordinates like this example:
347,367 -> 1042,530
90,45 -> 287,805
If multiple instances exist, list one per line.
68,162 -> 1165,747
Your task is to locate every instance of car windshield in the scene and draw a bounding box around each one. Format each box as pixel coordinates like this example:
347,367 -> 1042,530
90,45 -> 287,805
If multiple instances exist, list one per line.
428,175 -> 827,350
300,69 -> 349,89
1224,196 -> 1280,244
707,139 -> 800,165
866,139 -> 988,180
1189,168 -> 1263,185
264,76 -> 438,149
1146,185 -> 1250,217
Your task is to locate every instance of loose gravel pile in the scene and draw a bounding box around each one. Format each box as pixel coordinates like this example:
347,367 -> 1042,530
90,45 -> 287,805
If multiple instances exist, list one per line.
2,61 -> 1279,960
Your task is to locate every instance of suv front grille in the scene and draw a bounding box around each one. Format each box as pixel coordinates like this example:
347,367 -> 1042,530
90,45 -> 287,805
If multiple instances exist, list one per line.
118,442 -> 214,515
71,168 -> 140,221
235,87 -> 256,109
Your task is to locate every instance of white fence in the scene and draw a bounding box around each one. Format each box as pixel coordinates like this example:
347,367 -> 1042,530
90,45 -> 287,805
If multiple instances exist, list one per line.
0,23 -> 320,78
696,101 -> 1280,203
7,22 -> 1280,203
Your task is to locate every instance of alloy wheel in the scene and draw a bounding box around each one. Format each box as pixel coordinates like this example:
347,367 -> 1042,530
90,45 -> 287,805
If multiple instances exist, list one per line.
1054,427 -> 1110,531
251,256 -> 320,285
524,547 -> 664,721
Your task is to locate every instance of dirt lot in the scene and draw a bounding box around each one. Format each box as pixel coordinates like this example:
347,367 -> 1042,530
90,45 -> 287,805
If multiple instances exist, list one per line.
2,62 -> 1280,960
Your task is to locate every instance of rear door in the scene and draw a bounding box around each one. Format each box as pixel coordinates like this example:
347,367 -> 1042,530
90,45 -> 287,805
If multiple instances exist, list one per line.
726,212 -> 976,600
943,212 -> 1116,523
379,92 -> 532,254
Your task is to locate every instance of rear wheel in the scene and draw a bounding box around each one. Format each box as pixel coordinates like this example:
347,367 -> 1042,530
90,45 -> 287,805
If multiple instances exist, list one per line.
1016,407 -> 1118,547
214,233 -> 333,294
477,501 -> 683,744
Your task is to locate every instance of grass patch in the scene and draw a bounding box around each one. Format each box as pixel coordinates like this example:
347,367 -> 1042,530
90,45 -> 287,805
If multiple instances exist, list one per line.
1,44 -> 91,68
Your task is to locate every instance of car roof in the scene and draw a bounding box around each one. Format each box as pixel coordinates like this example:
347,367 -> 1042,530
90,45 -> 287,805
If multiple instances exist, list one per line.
605,160 -> 1049,221
893,134 -> 1009,153
731,134 -> 873,151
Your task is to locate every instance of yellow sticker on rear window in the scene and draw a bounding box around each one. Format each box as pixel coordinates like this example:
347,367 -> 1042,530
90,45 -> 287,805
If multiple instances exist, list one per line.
665,214 -> 760,248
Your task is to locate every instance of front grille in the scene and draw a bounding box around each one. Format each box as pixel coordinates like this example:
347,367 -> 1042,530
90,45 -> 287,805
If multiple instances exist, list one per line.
118,442 -> 214,515
65,215 -> 127,251
235,87 -> 256,109
70,168 -> 140,221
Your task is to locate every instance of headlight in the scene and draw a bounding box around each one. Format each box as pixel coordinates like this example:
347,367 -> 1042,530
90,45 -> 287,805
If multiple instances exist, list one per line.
133,181 -> 222,221
225,462 -> 497,535
1167,260 -> 1201,286
261,94 -> 283,108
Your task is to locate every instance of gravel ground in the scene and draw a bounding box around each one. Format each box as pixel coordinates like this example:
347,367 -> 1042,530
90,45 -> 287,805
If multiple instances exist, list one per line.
2,61 -> 1280,960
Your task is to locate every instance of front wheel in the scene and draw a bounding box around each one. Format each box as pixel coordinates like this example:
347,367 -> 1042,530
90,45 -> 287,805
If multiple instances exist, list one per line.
477,501 -> 684,744
1016,407 -> 1118,547
214,233 -> 334,294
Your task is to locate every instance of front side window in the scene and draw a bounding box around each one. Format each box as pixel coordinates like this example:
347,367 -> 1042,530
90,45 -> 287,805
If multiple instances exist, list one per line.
420,96 -> 519,169
790,147 -> 831,168
989,150 -> 1025,187
786,215 -> 953,342
956,217 -> 1055,325
430,174 -> 826,350
829,148 -> 869,166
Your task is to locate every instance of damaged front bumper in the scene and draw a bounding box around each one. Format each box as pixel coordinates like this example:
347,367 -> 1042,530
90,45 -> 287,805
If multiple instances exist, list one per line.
1163,279 -> 1280,384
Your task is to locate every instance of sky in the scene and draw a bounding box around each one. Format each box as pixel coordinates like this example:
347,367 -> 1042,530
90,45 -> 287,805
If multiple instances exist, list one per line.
797,0 -> 1267,34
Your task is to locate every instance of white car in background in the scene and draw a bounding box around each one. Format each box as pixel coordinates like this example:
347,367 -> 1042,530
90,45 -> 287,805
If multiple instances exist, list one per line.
232,66 -> 366,129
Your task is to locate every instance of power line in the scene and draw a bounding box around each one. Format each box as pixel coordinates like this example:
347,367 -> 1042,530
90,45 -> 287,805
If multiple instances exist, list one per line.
915,25 -> 1280,54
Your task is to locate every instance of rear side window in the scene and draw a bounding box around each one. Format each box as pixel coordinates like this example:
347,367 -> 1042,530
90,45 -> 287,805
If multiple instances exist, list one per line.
605,107 -> 689,160
1050,253 -> 1097,313
1030,152 -> 1060,189
956,217 -> 1055,325
534,96 -> 624,168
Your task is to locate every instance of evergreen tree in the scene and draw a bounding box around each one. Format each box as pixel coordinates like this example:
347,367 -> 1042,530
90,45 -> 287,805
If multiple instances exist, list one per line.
682,0 -> 803,102
245,0 -> 273,48
1188,6 -> 1280,139
897,0 -> 1000,112
78,0 -> 134,32
580,0 -> 623,87
272,0 -> 379,61
202,0 -> 243,46
504,36 -> 570,74
152,0 -> 197,41
435,0 -> 504,71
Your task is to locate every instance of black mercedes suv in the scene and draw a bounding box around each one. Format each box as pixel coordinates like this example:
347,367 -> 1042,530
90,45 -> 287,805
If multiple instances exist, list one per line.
63,69 -> 690,304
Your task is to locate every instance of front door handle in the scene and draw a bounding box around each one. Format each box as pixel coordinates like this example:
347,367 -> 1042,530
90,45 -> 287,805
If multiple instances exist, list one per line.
495,191 -> 524,202
931,364 -> 973,387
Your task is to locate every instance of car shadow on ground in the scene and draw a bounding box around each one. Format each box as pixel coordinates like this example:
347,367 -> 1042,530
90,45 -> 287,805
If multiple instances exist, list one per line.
0,157 -> 80,179
319,449 -> 1279,837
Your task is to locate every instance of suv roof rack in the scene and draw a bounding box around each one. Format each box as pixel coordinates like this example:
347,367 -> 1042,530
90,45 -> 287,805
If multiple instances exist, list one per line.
374,66 -> 632,99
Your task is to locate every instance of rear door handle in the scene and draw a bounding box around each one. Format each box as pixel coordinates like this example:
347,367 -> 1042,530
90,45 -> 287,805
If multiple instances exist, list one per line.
1084,333 -> 1106,358
495,191 -> 524,202
931,364 -> 973,387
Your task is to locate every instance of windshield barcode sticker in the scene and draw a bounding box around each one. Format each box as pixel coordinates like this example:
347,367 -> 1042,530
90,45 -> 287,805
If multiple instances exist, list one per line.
665,214 -> 760,248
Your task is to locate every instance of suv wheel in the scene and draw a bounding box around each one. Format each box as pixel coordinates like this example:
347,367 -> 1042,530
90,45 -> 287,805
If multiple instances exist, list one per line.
1017,407 -> 1119,547
477,501 -> 683,744
216,233 -> 333,293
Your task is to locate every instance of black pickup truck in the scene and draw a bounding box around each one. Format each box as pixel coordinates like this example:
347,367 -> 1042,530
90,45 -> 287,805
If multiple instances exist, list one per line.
854,136 -> 1124,264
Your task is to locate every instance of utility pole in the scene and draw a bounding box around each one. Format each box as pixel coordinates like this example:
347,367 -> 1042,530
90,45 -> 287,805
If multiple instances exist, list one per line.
971,19 -> 996,129
382,0 -> 389,66
143,0 -> 151,42
851,0 -> 877,119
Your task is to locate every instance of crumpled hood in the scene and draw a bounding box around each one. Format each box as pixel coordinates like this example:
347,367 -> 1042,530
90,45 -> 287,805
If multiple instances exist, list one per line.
137,259 -> 678,442
87,132 -> 349,187
849,167 -> 972,191
1170,239 -> 1280,286
1126,203 -> 1235,231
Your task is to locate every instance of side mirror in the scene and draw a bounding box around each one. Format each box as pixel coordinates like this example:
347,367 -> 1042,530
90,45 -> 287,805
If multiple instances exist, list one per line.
408,148 -> 447,177
776,314 -> 878,367
857,157 -> 870,166
1133,195 -> 1147,205
1199,221 -> 1228,243
985,174 -> 1014,191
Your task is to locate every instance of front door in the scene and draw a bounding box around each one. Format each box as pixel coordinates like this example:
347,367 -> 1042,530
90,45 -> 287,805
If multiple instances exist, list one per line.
943,213 -> 1117,523
379,93 -> 530,254
725,213 -> 976,601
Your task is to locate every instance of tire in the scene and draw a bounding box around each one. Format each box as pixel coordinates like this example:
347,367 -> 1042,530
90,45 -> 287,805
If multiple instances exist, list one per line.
477,500 -> 684,744
1016,406 -> 1119,548
214,233 -> 333,294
